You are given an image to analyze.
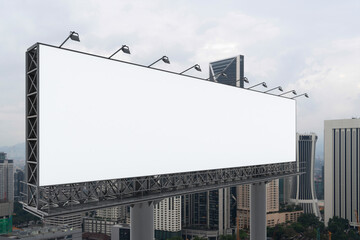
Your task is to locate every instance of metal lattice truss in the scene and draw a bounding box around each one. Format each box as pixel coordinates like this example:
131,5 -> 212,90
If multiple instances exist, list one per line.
24,161 -> 301,218
23,43 -> 304,218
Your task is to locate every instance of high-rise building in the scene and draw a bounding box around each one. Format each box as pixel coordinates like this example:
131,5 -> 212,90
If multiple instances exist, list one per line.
96,206 -> 130,223
154,196 -> 181,239
236,180 -> 279,229
324,119 -> 360,226
83,206 -> 129,237
290,133 -> 320,218
14,169 -> 25,201
236,184 -> 250,229
182,188 -> 235,236
0,153 -> 13,202
83,217 -> 118,236
209,55 -> 245,87
0,152 -> 14,234
279,177 -> 293,205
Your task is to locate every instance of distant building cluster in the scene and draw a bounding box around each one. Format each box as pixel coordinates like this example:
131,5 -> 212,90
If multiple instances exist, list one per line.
0,152 -> 14,235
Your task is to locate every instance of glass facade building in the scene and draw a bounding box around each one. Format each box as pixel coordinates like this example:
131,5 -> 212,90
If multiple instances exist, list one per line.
209,55 -> 245,88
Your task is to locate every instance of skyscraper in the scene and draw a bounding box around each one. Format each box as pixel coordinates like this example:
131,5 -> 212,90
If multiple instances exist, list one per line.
236,180 -> 279,229
279,177 -> 293,204
154,196 -> 181,239
182,188 -> 235,236
290,133 -> 320,217
0,152 -> 14,234
14,169 -> 25,201
209,55 -> 245,88
324,119 -> 360,226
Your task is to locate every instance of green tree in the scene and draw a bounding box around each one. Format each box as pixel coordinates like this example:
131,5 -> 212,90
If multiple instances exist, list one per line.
283,225 -> 297,239
297,213 -> 320,229
238,229 -> 248,239
270,224 -> 285,240
12,202 -> 40,226
327,216 -> 350,237
347,229 -> 360,240
291,222 -> 305,233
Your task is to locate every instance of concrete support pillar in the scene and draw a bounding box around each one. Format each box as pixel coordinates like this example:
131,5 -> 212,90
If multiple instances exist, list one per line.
250,182 -> 267,240
130,202 -> 154,240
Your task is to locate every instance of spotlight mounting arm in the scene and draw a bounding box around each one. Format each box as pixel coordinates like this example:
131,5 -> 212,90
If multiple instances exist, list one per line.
292,93 -> 309,99
279,90 -> 297,96
247,82 -> 267,89
59,31 -> 80,48
264,86 -> 283,93
109,45 -> 131,59
179,64 -> 202,74
148,56 -> 170,67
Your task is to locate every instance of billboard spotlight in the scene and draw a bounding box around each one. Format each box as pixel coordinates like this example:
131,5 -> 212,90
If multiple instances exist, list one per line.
59,31 -> 80,48
247,82 -> 267,89
148,56 -> 170,67
292,93 -> 309,99
109,45 -> 131,59
179,64 -> 202,74
279,90 -> 297,96
264,86 -> 283,93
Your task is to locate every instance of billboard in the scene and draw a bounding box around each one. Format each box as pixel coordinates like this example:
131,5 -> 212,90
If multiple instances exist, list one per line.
37,44 -> 296,186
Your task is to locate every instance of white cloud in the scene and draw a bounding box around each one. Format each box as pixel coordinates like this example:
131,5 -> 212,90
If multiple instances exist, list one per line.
288,36 -> 360,151
0,0 -> 359,152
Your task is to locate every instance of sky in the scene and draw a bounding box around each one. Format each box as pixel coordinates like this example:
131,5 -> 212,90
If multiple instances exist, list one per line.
0,0 -> 359,158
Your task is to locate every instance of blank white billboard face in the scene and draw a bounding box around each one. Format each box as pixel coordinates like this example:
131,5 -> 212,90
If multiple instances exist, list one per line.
38,44 -> 296,186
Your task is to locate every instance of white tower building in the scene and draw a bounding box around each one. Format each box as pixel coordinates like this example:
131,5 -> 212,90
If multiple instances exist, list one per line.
324,119 -> 360,226
290,133 -> 320,218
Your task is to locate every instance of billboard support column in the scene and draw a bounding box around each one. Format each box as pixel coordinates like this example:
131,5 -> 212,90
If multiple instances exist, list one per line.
130,202 -> 154,240
250,182 -> 267,240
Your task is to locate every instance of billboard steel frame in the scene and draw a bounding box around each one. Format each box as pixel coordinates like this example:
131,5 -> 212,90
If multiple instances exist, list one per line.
23,43 -> 303,218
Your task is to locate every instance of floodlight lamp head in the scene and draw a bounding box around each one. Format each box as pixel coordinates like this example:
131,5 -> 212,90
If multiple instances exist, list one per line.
278,86 -> 283,92
292,90 -> 297,95
148,56 -> 171,67
69,31 -> 80,42
180,64 -> 202,74
292,92 -> 310,99
162,56 -> 170,64
121,45 -> 130,54
60,31 -> 80,48
108,45 -> 131,59
194,64 -> 202,72
243,77 -> 249,83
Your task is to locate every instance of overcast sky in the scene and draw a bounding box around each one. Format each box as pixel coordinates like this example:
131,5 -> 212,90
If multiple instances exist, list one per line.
0,0 -> 359,157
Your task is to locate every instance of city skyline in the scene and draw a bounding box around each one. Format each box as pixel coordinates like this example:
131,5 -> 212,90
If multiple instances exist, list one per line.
0,1 -> 360,158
